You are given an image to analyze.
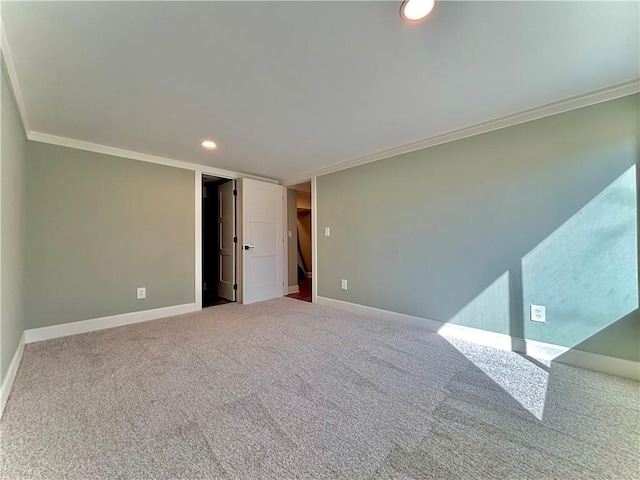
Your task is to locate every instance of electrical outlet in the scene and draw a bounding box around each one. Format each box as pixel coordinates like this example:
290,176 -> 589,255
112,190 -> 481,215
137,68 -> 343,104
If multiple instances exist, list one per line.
325,227 -> 331,237
530,304 -> 545,323
341,279 -> 347,290
288,230 -> 292,237
137,287 -> 146,299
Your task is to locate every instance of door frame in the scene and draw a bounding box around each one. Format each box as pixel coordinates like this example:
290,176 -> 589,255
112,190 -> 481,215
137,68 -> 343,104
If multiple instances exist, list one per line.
281,176 -> 317,304
311,176 -> 317,304
197,171 -> 236,309
283,188 -> 290,297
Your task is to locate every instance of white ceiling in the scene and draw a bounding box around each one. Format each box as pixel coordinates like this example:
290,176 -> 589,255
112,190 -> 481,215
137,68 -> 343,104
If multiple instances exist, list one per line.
3,1 -> 638,181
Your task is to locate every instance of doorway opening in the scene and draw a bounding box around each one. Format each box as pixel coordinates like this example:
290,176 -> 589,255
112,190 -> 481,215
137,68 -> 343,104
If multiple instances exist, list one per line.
287,182 -> 312,302
202,175 -> 237,308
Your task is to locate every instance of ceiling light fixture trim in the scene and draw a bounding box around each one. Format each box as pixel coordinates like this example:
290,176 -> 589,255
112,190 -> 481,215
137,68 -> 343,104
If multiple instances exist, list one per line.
400,0 -> 438,23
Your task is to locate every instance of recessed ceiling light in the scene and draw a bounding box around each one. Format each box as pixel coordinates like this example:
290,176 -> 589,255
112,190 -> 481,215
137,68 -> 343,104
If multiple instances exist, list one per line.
201,140 -> 217,150
400,0 -> 437,23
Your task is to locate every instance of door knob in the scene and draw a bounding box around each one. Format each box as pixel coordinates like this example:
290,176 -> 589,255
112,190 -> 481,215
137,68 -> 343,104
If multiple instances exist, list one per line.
243,244 -> 256,250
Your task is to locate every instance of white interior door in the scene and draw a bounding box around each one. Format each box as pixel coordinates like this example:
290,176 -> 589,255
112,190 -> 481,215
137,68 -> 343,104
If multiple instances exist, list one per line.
218,180 -> 236,301
242,178 -> 284,304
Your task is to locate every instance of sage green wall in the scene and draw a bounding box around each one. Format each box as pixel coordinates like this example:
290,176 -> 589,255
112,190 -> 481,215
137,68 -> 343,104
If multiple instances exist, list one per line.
287,189 -> 298,287
26,142 -> 195,329
317,94 -> 639,361
1,65 -> 27,382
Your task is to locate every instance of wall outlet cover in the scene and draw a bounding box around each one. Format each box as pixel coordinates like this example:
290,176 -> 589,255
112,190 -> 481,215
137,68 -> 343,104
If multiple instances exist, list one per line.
341,279 -> 347,290
530,304 -> 545,323
325,227 -> 331,237
137,287 -> 146,299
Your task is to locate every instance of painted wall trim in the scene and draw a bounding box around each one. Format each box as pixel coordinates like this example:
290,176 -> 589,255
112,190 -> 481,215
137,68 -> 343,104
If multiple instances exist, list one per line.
0,332 -> 25,418
24,303 -> 197,344
311,177 -> 318,304
195,172 -> 204,310
283,188 -> 289,296
534,344 -> 640,381
0,18 -> 30,134
316,296 -> 640,381
282,79 -> 640,186
28,131 -> 278,183
0,21 -> 276,183
287,285 -> 300,295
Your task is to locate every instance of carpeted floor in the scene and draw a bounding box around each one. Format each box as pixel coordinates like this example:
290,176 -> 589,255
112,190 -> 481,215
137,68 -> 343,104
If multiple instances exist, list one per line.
1,298 -> 638,479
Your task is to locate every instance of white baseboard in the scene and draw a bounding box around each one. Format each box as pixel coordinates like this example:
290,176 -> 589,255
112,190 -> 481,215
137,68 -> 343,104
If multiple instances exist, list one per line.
24,303 -> 197,344
317,297 -> 416,321
287,285 -> 300,294
536,343 -> 639,381
316,296 -> 514,348
1,332 -> 25,418
316,296 -> 639,381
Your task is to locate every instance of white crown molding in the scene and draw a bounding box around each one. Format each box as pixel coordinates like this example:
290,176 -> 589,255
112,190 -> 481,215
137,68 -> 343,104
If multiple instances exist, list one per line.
27,131 -> 278,183
24,303 -> 197,344
316,296 -> 640,381
1,15 -> 277,184
282,79 -> 640,186
0,332 -> 25,419
0,17 -> 30,134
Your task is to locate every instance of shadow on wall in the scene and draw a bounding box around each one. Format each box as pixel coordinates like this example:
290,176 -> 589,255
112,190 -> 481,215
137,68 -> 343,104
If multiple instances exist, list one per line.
441,166 -> 637,361
519,165 -> 637,354
558,309 -> 639,360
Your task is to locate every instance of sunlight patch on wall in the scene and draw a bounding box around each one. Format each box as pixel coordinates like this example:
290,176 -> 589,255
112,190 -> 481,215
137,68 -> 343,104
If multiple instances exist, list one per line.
522,165 -> 638,349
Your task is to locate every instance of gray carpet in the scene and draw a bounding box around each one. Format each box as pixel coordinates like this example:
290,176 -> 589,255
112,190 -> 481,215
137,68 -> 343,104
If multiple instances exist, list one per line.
1,297 -> 638,479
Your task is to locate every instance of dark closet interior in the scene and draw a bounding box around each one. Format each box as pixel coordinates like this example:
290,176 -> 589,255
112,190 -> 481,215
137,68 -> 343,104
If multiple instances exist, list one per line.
202,175 -> 233,308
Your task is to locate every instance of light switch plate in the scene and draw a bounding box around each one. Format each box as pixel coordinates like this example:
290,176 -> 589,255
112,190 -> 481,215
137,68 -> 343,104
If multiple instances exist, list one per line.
288,231 -> 292,237
341,279 -> 347,290
325,227 -> 331,237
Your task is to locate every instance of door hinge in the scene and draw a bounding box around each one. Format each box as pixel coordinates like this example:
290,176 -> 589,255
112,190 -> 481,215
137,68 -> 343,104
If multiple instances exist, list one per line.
233,284 -> 238,290
233,189 -> 238,196
233,236 -> 238,243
